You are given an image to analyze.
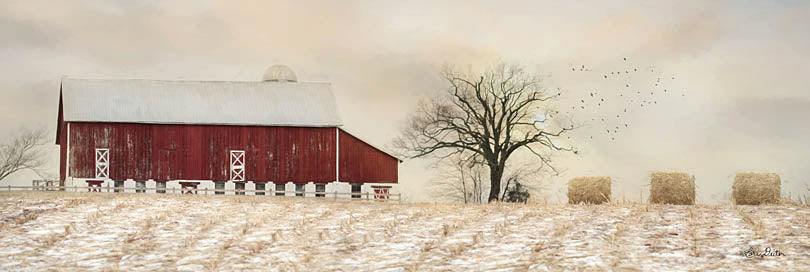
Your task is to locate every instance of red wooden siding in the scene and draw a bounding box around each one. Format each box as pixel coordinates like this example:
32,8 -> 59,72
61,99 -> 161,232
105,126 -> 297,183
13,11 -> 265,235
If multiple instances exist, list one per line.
59,124 -> 66,185
338,129 -> 398,183
66,122 -> 337,184
58,111 -> 67,186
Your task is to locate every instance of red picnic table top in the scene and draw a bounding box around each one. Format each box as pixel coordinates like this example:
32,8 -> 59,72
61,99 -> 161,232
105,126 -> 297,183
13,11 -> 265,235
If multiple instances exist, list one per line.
178,182 -> 200,194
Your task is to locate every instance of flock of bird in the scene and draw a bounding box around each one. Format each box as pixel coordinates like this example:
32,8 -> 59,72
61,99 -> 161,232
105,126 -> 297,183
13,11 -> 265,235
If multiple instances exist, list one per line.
559,57 -> 687,142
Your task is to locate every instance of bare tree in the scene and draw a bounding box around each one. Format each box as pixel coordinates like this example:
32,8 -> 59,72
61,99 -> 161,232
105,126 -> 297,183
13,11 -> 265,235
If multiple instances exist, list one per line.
395,63 -> 576,202
431,152 -> 551,203
0,128 -> 49,182
430,154 -> 487,203
498,156 -> 549,201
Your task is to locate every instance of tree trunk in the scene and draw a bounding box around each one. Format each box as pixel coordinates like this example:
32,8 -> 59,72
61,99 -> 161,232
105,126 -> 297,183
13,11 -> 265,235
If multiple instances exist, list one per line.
488,164 -> 503,202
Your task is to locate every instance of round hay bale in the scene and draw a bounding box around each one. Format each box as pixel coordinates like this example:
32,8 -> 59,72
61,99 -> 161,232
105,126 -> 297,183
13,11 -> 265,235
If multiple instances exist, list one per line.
649,172 -> 695,205
567,176 -> 611,204
733,173 -> 780,205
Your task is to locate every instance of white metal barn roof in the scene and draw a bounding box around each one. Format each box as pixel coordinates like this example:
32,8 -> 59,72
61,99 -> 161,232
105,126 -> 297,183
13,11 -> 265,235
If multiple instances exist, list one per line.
60,78 -> 343,127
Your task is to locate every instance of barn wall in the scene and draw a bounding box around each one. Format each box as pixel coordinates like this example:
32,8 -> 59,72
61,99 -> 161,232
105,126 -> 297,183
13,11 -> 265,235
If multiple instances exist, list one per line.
57,92 -> 67,186
58,122 -> 66,185
338,129 -> 398,183
67,122 -> 337,184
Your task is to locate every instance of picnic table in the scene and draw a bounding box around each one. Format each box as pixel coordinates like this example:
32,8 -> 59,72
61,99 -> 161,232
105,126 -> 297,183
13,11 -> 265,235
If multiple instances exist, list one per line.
179,182 -> 200,194
86,180 -> 104,192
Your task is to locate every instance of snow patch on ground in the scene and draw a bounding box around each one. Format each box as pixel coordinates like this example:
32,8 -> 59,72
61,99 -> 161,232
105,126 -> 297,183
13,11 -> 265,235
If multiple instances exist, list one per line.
0,192 -> 807,271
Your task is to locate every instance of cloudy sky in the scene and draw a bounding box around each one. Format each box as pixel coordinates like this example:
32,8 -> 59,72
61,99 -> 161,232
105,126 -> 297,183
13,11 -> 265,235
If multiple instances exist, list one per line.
1,0 -> 809,203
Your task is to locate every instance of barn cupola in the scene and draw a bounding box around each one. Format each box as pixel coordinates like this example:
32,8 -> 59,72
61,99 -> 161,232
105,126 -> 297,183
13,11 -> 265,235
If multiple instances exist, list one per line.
262,64 -> 297,82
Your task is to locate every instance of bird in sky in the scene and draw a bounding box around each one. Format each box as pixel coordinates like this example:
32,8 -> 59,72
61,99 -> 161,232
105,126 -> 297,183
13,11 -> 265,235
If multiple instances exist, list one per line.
562,59 -> 684,143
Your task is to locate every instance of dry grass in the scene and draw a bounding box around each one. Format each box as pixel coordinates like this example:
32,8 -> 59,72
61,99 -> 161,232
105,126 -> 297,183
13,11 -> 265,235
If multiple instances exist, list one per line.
733,173 -> 781,205
735,205 -> 765,239
567,176 -> 611,204
686,207 -> 699,257
649,171 -> 695,205
0,192 -> 808,271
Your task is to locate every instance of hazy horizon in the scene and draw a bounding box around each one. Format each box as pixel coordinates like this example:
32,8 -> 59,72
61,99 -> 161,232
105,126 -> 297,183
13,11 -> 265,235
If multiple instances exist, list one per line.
2,1 -> 809,204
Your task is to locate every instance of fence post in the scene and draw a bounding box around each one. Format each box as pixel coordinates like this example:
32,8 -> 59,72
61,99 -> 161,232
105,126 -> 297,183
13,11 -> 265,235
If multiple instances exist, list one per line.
106,183 -> 110,193
7,185 -> 10,191
204,187 -> 208,195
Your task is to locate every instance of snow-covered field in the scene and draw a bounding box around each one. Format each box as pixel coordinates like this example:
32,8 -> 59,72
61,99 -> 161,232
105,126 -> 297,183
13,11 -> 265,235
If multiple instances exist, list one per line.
0,192 -> 807,271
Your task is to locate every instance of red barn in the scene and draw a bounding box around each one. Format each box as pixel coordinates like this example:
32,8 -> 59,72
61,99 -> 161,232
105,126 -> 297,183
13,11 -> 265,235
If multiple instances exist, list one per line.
56,66 -> 399,197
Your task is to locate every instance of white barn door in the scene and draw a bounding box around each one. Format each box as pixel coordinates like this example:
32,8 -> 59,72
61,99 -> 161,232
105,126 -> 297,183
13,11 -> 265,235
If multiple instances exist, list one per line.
95,148 -> 109,179
230,150 -> 245,182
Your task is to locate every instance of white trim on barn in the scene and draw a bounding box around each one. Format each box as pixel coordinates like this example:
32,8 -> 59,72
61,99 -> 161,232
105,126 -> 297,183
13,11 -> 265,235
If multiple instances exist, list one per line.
230,150 -> 245,182
66,123 -> 71,178
95,148 -> 109,179
335,127 -> 340,183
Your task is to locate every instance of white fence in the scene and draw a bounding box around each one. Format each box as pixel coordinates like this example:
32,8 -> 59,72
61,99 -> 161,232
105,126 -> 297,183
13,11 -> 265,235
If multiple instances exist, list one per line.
2,185 -> 402,202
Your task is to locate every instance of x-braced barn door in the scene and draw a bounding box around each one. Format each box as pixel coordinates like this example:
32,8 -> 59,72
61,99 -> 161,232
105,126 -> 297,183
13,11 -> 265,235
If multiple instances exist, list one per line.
230,150 -> 245,182
95,148 -> 109,179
